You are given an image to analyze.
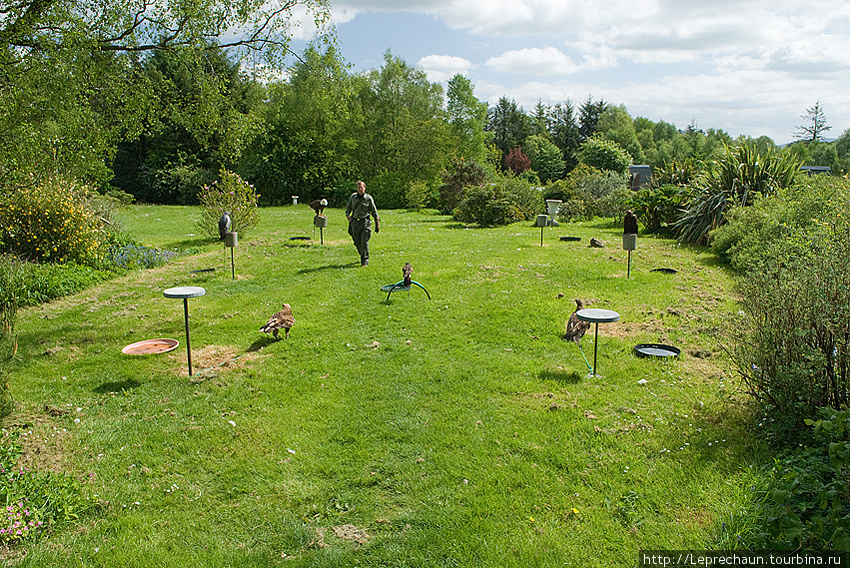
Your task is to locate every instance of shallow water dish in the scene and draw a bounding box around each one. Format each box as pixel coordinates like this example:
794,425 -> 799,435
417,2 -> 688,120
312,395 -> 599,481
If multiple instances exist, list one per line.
650,267 -> 677,274
634,343 -> 680,358
560,236 -> 581,242
122,338 -> 179,355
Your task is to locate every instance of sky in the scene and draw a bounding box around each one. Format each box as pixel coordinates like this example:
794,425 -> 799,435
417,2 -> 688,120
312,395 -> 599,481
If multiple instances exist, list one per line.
285,0 -> 850,144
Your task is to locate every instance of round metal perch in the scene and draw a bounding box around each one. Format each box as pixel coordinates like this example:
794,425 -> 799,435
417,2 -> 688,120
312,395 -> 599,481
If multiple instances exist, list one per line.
381,281 -> 431,302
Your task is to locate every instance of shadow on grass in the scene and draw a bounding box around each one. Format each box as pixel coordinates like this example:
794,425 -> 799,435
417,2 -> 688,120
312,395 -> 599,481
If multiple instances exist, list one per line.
297,262 -> 360,274
94,379 -> 142,393
168,237 -> 215,252
538,368 -> 584,384
247,337 -> 278,352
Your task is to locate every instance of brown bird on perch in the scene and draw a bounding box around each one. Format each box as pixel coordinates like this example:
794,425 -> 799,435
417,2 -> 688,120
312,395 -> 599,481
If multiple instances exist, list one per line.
260,303 -> 295,340
564,299 -> 591,345
402,262 -> 413,287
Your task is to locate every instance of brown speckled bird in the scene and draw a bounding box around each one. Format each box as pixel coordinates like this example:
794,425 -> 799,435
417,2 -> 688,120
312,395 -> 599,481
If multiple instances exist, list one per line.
260,303 -> 295,340
402,262 -> 413,287
564,299 -> 591,345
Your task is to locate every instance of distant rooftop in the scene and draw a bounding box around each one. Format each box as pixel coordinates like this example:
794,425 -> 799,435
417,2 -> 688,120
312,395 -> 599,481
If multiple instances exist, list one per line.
800,165 -> 831,176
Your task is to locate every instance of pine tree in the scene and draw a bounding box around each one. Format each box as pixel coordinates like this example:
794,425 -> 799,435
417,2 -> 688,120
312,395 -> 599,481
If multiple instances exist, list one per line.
794,101 -> 831,143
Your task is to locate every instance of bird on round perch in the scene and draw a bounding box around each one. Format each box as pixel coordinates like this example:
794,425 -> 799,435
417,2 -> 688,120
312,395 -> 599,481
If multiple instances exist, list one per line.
218,211 -> 232,240
564,299 -> 591,345
402,262 -> 413,287
309,199 -> 328,216
260,303 -> 295,340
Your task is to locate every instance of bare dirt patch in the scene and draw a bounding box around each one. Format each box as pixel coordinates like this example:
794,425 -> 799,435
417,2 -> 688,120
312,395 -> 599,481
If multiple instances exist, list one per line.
168,344 -> 266,379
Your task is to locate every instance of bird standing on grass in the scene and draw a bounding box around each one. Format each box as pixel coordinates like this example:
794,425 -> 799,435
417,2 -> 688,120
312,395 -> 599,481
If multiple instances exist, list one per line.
402,262 -> 413,287
218,211 -> 231,240
260,304 -> 295,340
564,299 -> 591,345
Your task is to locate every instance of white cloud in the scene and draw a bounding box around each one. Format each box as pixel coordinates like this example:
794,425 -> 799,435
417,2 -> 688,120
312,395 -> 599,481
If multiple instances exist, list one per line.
328,0 -> 850,139
417,55 -> 474,82
485,47 -> 579,76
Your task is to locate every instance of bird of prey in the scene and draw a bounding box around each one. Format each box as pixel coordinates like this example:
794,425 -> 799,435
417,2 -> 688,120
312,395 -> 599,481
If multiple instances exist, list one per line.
260,304 -> 295,340
309,199 -> 328,216
564,299 -> 591,345
624,210 -> 638,235
218,211 -> 232,240
402,262 -> 412,287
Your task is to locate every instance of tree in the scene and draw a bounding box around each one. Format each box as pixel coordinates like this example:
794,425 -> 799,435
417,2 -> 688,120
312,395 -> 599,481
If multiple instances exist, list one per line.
0,0 -> 328,66
579,96 -> 607,141
437,157 -> 487,215
547,101 -> 581,173
0,0 -> 330,189
504,147 -> 531,175
523,134 -> 565,183
446,74 -> 490,163
597,104 -> 644,164
795,101 -> 831,143
247,44 -> 357,204
487,97 -> 533,161
834,128 -> 850,174
352,51 -> 452,208
112,44 -> 265,204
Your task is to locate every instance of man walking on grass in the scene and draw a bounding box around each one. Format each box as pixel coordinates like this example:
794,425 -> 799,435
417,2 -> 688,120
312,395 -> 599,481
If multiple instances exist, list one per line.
345,180 -> 380,266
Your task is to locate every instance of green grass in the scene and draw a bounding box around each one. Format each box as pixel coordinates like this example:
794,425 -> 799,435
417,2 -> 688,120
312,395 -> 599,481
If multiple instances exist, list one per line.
8,205 -> 767,567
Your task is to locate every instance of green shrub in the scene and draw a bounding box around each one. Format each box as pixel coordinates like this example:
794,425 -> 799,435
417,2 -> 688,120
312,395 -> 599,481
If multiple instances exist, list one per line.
453,175 -> 542,227
197,169 -> 260,239
0,179 -> 112,266
624,184 -> 690,234
438,158 -> 487,215
139,155 -> 215,205
732,206 -> 850,436
405,180 -> 432,210
367,170 -> 409,210
710,175 -> 846,272
453,185 -> 495,225
546,164 -> 628,221
747,409 -> 850,550
577,135 -> 632,174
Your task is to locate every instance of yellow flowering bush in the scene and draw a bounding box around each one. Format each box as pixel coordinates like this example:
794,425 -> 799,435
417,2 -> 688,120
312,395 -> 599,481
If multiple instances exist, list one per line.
0,180 -> 110,266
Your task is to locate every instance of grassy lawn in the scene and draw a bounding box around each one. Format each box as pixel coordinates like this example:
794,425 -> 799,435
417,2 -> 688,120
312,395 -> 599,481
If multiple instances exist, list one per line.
7,205 -> 767,567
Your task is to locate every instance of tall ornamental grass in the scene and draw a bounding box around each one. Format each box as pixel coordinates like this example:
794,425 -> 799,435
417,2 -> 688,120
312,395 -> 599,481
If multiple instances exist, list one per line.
675,144 -> 800,245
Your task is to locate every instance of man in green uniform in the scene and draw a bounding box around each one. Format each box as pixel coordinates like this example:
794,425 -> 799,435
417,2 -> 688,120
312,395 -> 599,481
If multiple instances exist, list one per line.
345,180 -> 380,266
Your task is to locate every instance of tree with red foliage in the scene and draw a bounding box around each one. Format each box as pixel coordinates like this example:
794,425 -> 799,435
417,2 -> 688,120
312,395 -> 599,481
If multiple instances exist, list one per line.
504,147 -> 531,175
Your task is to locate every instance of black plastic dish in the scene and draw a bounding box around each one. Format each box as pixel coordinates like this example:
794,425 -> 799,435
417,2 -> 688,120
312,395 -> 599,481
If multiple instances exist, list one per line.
634,343 -> 681,358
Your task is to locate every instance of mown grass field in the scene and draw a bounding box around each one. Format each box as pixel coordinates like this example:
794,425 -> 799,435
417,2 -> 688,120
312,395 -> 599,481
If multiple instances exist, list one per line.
7,205 -> 768,567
